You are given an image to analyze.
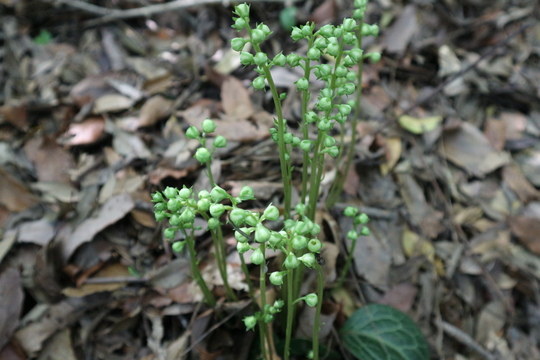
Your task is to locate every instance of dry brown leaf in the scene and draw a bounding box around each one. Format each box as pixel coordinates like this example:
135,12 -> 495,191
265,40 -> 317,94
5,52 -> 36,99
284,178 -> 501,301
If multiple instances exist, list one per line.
483,117 -> 507,151
221,76 -> 253,119
439,122 -> 510,176
62,263 -> 130,297
309,0 -> 336,25
61,193 -> 134,260
23,136 -> 75,184
502,163 -> 540,203
63,117 -> 106,146
500,111 -> 527,140
0,167 -> 39,212
380,136 -> 402,176
508,215 -> 540,255
0,104 -> 27,130
17,219 -> 55,246
0,268 -> 24,350
93,93 -> 134,113
381,5 -> 418,54
37,329 -> 77,360
120,95 -> 174,131
379,283 -> 418,313
0,341 -> 26,360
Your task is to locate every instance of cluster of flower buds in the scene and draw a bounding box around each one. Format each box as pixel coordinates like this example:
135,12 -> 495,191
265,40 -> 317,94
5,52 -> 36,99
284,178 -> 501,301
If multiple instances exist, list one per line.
343,206 -> 371,239
243,299 -> 285,331
185,118 -> 227,164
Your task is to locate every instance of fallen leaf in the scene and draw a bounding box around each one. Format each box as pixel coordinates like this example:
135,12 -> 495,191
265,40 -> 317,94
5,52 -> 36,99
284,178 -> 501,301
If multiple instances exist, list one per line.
379,283 -> 418,313
0,104 -> 28,130
62,263 -> 130,297
309,0 -> 336,25
0,268 -> 24,350
23,136 -> 75,184
63,117 -> 106,146
37,329 -> 77,360
502,163 -> 540,203
119,95 -> 174,131
17,219 -> 55,246
61,193 -> 135,260
221,76 -> 254,119
93,93 -> 134,113
402,229 -> 435,263
379,136 -> 402,175
0,167 -> 39,212
398,114 -> 443,134
439,121 -> 510,176
381,5 -> 418,54
508,215 -> 540,255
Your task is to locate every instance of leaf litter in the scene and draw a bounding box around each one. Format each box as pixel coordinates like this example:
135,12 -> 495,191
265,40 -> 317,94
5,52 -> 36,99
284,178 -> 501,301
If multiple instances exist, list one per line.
0,0 -> 540,359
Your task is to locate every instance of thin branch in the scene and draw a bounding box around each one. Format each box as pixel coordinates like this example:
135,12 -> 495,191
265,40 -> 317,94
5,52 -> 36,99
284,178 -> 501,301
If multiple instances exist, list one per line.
47,0 -> 299,27
440,320 -> 498,360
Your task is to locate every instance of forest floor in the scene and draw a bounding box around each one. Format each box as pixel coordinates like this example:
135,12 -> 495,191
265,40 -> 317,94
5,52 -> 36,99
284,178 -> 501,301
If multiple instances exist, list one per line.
1,0 -> 540,359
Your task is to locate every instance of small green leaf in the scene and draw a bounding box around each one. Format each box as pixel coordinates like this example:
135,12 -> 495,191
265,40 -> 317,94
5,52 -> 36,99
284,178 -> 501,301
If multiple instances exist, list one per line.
341,304 -> 430,360
398,115 -> 442,134
34,29 -> 52,45
279,6 -> 297,31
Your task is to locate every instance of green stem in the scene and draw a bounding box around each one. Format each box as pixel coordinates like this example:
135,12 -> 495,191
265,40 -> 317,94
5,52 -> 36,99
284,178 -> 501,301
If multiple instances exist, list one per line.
258,243 -> 273,360
239,253 -> 255,298
326,22 -> 365,208
336,235 -> 358,289
300,38 -> 315,205
312,264 -> 324,360
284,267 -> 295,360
185,231 -> 216,307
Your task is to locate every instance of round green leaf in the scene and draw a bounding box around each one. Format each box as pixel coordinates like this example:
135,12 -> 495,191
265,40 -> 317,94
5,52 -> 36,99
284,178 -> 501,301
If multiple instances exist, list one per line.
340,304 -> 430,360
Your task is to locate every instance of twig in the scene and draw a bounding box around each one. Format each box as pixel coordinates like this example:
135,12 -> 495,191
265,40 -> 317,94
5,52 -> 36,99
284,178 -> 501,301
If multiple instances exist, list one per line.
440,320 -> 498,360
47,0 -> 299,27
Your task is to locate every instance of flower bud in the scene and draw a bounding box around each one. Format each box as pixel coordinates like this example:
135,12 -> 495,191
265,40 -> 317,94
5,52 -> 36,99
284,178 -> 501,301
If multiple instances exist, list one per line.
284,253 -> 299,269
342,18 -> 357,32
163,186 -> 178,199
263,205 -> 280,221
155,211 -> 167,222
349,48 -> 364,62
254,52 -> 268,66
304,293 -> 318,307
259,23 -> 272,37
186,126 -> 200,139
214,135 -> 227,148
338,83 -> 355,96
231,37 -> 247,52
316,97 -> 332,112
286,53 -> 301,67
211,186 -> 229,202
251,248 -> 265,265
326,146 -> 339,157
343,32 -> 357,45
292,235 -> 307,250
208,218 -> 220,230
326,42 -> 339,57
360,226 -> 371,236
273,52 -> 286,67
307,47 -> 321,61
251,29 -> 265,44
308,238 -> 322,253
239,186 -> 255,200
346,71 -> 357,82
268,232 -> 284,248
243,315 -> 257,331
370,24 -> 379,37
167,198 -> 181,212
210,203 -> 225,218
235,227 -> 252,243
361,23 -> 371,36
194,147 -> 211,163
237,241 -> 251,254
230,208 -> 247,226
164,227 -> 176,239
324,135 -> 336,147
317,118 -> 333,131
178,187 -> 192,200
233,17 -> 247,30
290,27 -> 303,41
255,224 -> 271,243
347,230 -> 359,240
197,198 -> 210,212
314,64 -> 332,79
152,192 -> 164,202
179,208 -> 195,224
344,206 -> 359,217
245,212 -> 259,226
335,65 -> 348,78
299,253 -> 316,267
368,52 -> 381,63
305,111 -> 318,124
357,213 -> 370,224
202,119 -> 217,133
295,203 -> 307,215
317,24 -> 334,38
269,271 -> 285,286
334,26 -> 344,37
295,77 -> 309,91
311,223 -> 321,236
313,37 -> 328,49
252,76 -> 266,90
299,140 -> 312,152
240,51 -> 254,65
171,241 -> 185,252
154,202 -> 166,212
353,8 -> 365,20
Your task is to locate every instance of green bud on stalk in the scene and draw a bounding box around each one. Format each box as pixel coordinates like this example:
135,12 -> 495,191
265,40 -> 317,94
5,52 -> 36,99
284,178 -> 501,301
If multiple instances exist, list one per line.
304,293 -> 318,307
251,248 -> 265,265
202,119 -> 217,133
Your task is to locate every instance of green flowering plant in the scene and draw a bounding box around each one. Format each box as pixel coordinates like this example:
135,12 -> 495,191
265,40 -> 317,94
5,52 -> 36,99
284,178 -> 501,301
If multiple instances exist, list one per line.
152,1 -> 385,359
